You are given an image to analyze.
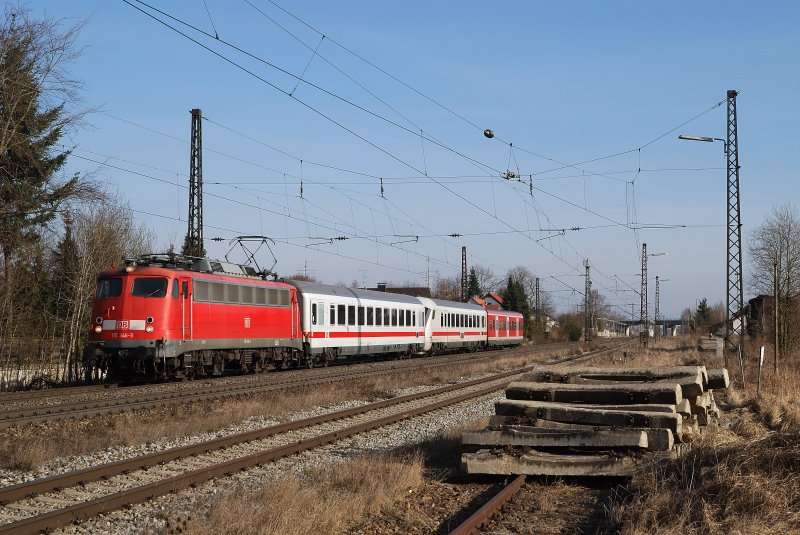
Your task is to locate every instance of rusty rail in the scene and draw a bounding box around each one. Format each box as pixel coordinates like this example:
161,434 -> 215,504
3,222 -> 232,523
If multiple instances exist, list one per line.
449,475 -> 527,535
0,341 -> 596,428
0,341 -> 631,533
0,373 -> 523,533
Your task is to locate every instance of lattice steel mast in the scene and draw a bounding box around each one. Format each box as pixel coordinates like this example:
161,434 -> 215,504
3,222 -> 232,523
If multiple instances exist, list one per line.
461,246 -> 467,302
184,108 -> 204,258
726,90 -> 744,354
584,259 -> 592,342
654,275 -> 660,339
640,243 -> 648,347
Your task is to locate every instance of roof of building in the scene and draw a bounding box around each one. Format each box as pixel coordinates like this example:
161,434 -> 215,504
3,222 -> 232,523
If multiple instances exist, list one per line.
487,292 -> 504,305
469,296 -> 487,307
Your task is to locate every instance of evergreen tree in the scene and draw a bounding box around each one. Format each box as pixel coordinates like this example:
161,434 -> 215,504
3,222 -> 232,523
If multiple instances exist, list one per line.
467,267 -> 481,298
694,298 -> 712,327
0,7 -> 90,285
501,275 -> 531,319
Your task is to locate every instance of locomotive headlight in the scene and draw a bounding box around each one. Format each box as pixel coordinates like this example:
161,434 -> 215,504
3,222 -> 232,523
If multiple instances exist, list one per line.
95,317 -> 103,325
94,325 -> 103,333
125,265 -> 135,273
146,316 -> 154,324
145,325 -> 154,333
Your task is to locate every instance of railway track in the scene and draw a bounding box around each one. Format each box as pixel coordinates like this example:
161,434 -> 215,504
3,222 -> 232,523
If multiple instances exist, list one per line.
0,341 -> 581,402
0,342 -> 585,428
0,342 -> 630,534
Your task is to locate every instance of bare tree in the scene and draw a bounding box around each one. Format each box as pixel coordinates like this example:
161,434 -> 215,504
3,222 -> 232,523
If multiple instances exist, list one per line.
748,204 -> 800,353
58,199 -> 154,381
432,274 -> 460,301
472,264 -> 498,295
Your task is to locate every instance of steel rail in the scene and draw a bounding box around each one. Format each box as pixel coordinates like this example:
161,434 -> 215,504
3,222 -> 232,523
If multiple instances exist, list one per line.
0,341 -> 590,428
0,372 -> 526,533
0,346 -> 618,510
0,342 -> 630,534
0,384 -> 116,402
0,366 -> 526,505
0,340 -> 578,399
449,475 -> 527,535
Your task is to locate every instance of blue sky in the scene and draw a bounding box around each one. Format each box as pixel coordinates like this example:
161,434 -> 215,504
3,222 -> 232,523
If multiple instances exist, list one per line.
32,1 -> 800,318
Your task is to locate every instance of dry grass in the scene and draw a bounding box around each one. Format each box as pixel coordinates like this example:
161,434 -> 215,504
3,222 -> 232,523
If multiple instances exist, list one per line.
606,347 -> 800,534
0,345 -> 573,471
170,453 -> 424,535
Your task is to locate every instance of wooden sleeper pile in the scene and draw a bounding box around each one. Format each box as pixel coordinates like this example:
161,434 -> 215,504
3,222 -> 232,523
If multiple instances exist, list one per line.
461,366 -> 729,477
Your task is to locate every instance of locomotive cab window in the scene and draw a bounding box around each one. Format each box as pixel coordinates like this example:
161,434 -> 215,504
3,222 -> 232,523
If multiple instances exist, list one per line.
97,277 -> 122,299
132,277 -> 168,298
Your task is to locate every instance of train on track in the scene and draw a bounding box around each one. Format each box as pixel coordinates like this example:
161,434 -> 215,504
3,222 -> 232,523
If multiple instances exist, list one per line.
84,254 -> 524,381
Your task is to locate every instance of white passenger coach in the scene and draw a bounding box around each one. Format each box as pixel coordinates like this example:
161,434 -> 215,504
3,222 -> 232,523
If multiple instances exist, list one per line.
292,281 -> 426,365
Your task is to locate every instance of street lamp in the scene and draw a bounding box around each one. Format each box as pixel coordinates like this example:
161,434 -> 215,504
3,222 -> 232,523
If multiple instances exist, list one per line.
678,134 -> 726,147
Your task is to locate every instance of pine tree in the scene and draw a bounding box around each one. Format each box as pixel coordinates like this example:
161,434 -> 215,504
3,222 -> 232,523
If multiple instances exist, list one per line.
694,298 -> 712,327
467,267 -> 481,299
501,276 -> 531,319
0,7 -> 90,285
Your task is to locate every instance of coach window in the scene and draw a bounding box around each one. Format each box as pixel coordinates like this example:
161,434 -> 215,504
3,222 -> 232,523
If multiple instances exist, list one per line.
390,309 -> 396,326
311,304 -> 317,325
383,308 -> 390,326
348,305 -> 356,326
374,307 -> 382,326
399,309 -> 405,327
330,304 -> 336,325
337,304 -> 346,326
366,307 -> 373,326
405,310 -> 411,326
358,306 -> 365,326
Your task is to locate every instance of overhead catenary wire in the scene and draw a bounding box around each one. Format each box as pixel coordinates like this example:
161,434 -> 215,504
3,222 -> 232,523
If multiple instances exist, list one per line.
109,2 -> 727,313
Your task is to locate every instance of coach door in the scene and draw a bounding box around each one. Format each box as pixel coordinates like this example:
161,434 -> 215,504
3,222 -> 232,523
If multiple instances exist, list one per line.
180,278 -> 192,340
